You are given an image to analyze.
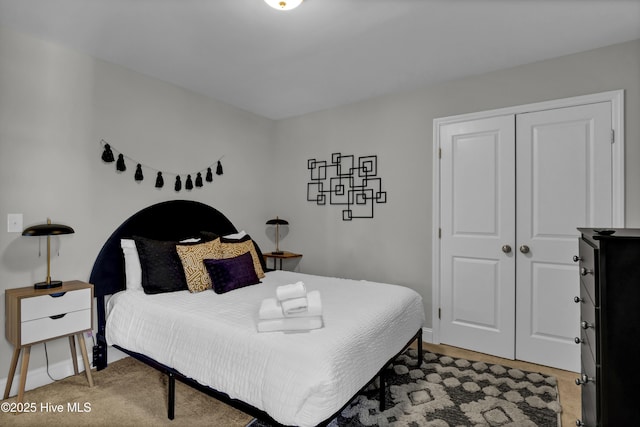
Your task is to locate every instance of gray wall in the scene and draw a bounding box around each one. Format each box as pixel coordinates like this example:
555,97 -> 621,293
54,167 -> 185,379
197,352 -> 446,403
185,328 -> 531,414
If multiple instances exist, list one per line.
273,39 -> 640,331
1,21 -> 638,386
0,27 -> 275,376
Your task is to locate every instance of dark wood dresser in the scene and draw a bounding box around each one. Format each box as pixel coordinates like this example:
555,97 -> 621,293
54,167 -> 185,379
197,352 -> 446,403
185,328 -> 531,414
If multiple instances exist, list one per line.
576,228 -> 640,426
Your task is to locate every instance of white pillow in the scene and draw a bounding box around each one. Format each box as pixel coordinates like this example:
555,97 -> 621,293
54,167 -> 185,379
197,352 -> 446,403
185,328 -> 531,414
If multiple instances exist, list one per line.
179,237 -> 201,243
224,230 -> 247,240
120,239 -> 142,291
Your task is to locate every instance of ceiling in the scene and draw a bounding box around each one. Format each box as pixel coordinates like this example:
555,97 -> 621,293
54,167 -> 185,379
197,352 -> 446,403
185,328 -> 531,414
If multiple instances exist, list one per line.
0,0 -> 639,120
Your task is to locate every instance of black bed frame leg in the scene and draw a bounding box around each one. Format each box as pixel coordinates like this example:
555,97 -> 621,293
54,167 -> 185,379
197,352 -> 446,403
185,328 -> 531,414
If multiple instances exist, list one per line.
168,372 -> 175,420
378,368 -> 386,411
417,329 -> 423,367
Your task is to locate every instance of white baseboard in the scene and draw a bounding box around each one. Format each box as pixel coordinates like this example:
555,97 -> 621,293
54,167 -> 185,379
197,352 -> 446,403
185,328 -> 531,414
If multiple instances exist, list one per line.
422,327 -> 433,343
0,346 -> 127,399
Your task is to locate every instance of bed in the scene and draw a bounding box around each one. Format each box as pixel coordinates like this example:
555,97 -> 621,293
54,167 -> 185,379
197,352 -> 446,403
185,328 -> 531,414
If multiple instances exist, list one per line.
89,200 -> 425,427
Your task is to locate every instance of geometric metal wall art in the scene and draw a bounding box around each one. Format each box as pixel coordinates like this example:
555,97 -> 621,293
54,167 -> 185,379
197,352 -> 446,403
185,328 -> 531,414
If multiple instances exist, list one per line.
307,153 -> 387,220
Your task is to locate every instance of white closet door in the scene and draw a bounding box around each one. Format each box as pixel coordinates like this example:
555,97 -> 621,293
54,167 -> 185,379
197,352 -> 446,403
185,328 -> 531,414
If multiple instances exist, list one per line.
439,115 -> 516,359
515,102 -> 612,372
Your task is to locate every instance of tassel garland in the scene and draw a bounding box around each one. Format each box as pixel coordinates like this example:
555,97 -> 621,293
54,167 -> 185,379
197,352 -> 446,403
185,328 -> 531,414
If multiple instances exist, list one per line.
116,154 -> 126,171
102,144 -> 115,162
99,139 -> 224,192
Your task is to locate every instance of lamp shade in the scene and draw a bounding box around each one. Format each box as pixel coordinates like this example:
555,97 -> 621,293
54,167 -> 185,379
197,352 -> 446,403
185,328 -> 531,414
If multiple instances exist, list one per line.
22,223 -> 75,236
22,219 -> 74,289
266,218 -> 289,226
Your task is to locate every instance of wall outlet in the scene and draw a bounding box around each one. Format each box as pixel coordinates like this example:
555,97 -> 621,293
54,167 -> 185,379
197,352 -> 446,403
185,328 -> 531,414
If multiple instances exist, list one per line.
7,213 -> 23,233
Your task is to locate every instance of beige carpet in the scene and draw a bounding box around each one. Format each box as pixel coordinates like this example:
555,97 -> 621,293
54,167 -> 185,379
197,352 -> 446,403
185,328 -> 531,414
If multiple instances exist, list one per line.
0,357 -> 253,426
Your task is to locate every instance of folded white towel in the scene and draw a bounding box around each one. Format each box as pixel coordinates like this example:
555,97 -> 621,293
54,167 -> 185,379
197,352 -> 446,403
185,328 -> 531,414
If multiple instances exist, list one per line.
276,281 -> 306,301
281,296 -> 308,315
259,298 -> 284,320
259,291 -> 323,320
286,290 -> 322,318
257,316 -> 323,333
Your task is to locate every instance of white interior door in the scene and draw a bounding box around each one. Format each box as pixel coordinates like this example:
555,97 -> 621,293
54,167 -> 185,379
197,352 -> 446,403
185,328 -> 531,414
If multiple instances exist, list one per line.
439,115 -> 516,359
515,102 -> 613,372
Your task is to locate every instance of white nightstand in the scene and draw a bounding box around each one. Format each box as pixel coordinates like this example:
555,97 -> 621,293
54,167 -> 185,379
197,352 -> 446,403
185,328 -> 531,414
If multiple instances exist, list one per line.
3,280 -> 94,402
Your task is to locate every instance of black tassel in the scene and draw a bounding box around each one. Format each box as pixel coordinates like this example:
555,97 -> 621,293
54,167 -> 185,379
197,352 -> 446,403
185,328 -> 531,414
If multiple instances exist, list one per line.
206,167 -> 213,182
116,154 -> 126,171
134,164 -> 144,181
175,176 -> 182,192
216,160 -> 223,175
155,172 -> 164,188
186,174 -> 193,190
195,172 -> 203,187
101,144 -> 115,162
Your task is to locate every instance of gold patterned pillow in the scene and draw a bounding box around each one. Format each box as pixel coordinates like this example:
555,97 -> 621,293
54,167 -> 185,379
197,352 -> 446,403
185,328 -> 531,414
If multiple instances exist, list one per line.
218,239 -> 265,279
175,238 -> 222,292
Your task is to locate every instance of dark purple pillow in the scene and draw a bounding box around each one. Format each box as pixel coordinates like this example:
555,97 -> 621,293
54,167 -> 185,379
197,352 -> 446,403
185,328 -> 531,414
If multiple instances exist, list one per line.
204,252 -> 261,294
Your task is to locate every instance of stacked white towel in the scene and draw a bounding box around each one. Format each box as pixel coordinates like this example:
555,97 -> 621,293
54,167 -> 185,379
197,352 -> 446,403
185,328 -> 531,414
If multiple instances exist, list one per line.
258,281 -> 323,332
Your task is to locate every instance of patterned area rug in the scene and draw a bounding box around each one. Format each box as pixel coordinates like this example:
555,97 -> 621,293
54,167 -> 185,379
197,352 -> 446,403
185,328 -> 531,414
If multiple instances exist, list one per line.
249,349 -> 561,426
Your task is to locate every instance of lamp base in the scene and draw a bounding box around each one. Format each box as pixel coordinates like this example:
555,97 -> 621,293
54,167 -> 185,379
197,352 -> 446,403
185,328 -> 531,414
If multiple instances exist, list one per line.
271,251 -> 284,255
34,280 -> 63,290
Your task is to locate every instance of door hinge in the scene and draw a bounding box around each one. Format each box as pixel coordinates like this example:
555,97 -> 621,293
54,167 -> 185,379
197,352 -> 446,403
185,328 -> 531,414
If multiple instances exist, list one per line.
439,148 -> 442,159
611,129 -> 615,144
438,228 -> 441,239
438,308 -> 441,319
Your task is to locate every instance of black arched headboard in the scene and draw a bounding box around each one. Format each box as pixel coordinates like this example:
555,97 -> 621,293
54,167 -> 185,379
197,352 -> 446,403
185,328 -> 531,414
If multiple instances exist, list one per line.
89,200 -> 238,298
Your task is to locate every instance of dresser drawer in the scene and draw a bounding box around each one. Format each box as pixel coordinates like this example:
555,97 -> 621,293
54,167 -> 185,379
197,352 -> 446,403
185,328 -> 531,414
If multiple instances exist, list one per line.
579,349 -> 598,427
21,308 -> 92,345
578,239 -> 597,305
21,288 -> 91,321
579,283 -> 597,362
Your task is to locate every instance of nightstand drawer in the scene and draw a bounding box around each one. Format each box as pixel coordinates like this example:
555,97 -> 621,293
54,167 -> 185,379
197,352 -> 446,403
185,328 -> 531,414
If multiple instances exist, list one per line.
21,288 -> 91,321
21,309 -> 92,345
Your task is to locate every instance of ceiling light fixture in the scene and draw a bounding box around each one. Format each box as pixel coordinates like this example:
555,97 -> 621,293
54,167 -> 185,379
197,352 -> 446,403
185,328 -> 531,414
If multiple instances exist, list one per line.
264,0 -> 303,11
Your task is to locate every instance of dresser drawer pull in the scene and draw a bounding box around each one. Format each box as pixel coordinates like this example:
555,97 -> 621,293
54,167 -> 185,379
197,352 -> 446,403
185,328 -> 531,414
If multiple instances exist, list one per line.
50,292 -> 67,298
581,321 -> 594,330
575,374 -> 595,386
574,337 -> 583,344
573,296 -> 583,303
49,313 -> 67,320
580,267 -> 593,276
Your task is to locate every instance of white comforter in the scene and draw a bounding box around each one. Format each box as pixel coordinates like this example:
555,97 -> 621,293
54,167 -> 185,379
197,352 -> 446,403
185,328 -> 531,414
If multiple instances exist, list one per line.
106,270 -> 424,426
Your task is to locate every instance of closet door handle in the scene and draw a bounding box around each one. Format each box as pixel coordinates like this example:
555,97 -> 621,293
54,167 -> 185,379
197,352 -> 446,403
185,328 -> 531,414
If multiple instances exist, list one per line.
501,245 -> 512,254
519,245 -> 530,254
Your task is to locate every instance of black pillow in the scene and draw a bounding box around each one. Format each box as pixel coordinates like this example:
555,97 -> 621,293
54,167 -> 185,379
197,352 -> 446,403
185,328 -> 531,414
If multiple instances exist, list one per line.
199,231 -> 220,242
133,236 -> 188,294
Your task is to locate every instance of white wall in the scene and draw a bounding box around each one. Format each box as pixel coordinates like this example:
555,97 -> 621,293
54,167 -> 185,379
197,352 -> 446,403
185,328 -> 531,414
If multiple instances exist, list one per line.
273,39 -> 640,330
0,26 -> 275,376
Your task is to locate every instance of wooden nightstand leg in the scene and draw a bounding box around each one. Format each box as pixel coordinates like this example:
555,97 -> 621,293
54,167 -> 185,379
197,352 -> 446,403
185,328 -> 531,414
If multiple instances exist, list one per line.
76,333 -> 94,387
17,346 -> 31,402
3,347 -> 21,399
69,336 -> 79,375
